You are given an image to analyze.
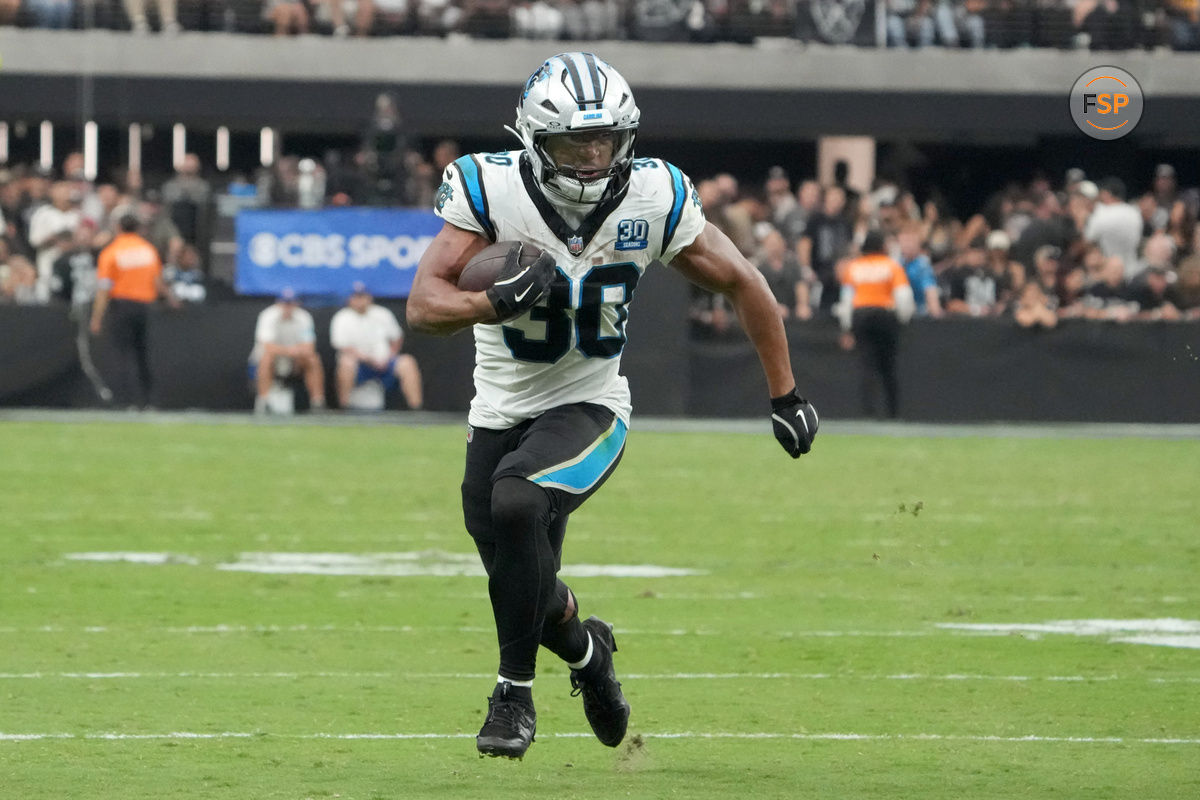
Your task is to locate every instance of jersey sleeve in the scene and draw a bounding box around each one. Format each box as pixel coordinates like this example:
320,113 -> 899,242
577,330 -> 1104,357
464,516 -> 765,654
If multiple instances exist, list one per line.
434,154 -> 498,241
656,161 -> 707,264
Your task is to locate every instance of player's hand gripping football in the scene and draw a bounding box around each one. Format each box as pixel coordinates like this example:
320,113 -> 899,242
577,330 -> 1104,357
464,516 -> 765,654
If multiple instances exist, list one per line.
485,243 -> 556,321
770,388 -> 819,458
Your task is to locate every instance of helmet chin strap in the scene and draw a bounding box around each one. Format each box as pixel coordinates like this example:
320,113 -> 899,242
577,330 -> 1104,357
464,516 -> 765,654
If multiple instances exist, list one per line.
546,174 -> 611,209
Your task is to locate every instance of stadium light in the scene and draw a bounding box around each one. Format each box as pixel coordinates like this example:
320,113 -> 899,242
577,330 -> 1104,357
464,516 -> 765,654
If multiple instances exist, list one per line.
260,127 -> 275,168
216,126 -> 230,172
128,124 -> 142,174
83,121 -> 99,181
0,122 -> 8,164
173,123 -> 186,172
39,121 -> 53,173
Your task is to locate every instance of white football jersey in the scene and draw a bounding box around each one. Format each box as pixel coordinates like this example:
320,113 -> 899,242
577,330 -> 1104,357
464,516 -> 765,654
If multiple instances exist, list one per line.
435,150 -> 706,429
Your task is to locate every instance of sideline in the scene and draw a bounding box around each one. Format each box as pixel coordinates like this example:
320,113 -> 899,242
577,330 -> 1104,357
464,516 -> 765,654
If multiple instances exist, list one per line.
2,408 -> 1199,440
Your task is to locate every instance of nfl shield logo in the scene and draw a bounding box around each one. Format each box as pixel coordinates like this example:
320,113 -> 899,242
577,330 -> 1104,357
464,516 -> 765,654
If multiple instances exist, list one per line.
567,236 -> 584,255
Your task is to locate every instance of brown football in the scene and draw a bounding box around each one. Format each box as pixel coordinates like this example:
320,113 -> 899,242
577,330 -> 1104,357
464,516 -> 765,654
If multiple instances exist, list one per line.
457,241 -> 544,292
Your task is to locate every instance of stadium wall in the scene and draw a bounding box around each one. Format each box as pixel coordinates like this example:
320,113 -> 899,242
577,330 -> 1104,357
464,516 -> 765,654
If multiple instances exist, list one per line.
4,292 -> 1198,422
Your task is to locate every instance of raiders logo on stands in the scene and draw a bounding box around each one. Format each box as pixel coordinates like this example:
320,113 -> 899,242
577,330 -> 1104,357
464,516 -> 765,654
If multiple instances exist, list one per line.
811,0 -> 866,44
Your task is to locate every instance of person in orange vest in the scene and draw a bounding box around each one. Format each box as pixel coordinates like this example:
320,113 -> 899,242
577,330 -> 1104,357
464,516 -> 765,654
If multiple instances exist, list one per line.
837,229 -> 914,419
89,213 -> 176,409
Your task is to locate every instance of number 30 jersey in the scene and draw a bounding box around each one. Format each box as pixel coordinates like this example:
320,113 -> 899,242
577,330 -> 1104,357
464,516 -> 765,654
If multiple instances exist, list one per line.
435,150 -> 706,430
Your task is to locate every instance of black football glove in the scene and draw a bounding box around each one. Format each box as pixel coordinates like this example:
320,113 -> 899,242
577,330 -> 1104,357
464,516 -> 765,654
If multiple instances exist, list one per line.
770,388 -> 819,458
485,243 -> 556,321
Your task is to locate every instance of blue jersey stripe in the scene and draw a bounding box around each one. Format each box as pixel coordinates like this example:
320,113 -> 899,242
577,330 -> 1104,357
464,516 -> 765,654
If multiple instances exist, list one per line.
662,162 -> 687,253
530,418 -> 628,494
453,155 -> 496,241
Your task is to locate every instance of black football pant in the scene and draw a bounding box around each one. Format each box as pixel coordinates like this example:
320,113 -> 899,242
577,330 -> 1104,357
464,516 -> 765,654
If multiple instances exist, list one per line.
852,306 -> 901,419
461,403 -> 626,682
106,299 -> 154,408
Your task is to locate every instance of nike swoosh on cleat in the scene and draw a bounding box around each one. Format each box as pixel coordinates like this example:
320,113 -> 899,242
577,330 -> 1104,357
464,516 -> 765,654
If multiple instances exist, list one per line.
493,266 -> 531,287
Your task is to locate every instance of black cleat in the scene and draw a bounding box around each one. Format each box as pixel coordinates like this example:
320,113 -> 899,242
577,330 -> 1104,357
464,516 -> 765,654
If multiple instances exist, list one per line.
476,683 -> 536,759
570,616 -> 631,747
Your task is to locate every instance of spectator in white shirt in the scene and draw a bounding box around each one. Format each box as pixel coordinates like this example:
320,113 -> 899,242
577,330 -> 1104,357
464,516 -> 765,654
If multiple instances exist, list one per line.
330,281 -> 423,411
27,181 -> 82,304
1084,177 -> 1144,281
250,287 -> 327,414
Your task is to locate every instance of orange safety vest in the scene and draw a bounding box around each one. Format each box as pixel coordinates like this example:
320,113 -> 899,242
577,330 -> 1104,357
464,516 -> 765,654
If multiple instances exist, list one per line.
97,233 -> 162,303
840,253 -> 909,309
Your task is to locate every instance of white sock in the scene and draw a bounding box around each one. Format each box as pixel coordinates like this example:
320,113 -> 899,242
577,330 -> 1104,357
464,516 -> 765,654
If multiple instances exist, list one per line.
567,632 -> 594,671
497,675 -> 533,688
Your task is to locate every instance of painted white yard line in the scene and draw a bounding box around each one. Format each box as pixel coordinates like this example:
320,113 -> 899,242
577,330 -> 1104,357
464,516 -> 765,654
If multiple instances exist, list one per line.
937,619 -> 1200,650
2,730 -> 1198,745
0,672 -> 397,679
0,624 -> 922,637
3,620 -> 1198,650
939,619 -> 1200,635
61,551 -> 706,579
2,671 -> 1197,684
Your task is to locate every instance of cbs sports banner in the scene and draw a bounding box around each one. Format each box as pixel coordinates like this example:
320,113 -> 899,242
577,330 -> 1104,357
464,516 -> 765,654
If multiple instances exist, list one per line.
235,207 -> 442,298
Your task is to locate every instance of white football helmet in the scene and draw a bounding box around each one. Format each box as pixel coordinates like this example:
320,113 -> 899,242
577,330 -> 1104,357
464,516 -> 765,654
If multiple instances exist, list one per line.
510,53 -> 640,206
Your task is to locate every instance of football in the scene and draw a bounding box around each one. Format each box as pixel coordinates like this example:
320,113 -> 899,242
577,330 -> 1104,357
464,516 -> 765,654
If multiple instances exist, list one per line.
457,241 -> 544,292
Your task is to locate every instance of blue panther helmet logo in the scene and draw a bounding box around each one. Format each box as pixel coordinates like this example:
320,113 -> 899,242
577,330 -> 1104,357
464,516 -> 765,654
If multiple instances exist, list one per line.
523,65 -> 551,99
435,181 -> 454,212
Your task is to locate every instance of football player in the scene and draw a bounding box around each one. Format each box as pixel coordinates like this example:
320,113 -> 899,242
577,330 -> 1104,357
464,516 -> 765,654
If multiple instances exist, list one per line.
408,52 -> 818,760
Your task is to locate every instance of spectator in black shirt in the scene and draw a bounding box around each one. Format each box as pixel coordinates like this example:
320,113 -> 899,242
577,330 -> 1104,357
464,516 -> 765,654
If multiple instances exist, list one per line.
756,228 -> 812,321
941,240 -> 1003,316
1012,191 -> 1074,274
1081,256 -> 1136,322
1128,267 -> 1184,321
162,153 -> 212,258
799,186 -> 852,311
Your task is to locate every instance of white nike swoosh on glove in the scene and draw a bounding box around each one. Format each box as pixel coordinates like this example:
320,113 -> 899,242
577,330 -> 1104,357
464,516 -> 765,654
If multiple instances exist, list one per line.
771,413 -> 799,449
493,266 -> 531,287
794,409 -> 810,438
513,285 -> 534,303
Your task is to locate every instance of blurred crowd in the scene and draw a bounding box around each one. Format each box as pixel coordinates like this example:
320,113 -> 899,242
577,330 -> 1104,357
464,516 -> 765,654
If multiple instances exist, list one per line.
0,151 -> 212,307
692,160 -> 1200,331
1,0 -> 1198,51
3,131 -> 1200,328
0,94 -> 456,306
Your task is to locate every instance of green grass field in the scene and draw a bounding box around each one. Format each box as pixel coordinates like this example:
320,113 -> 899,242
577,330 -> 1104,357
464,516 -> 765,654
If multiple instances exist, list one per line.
2,417 -> 1198,799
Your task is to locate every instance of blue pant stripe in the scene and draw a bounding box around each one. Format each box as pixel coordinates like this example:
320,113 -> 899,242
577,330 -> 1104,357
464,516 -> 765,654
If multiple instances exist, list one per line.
530,418 -> 627,494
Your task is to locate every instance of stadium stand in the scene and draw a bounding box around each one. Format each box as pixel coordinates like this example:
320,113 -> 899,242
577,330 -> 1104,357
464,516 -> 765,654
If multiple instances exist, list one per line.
0,0 -> 1190,50
0,17 -> 1197,418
